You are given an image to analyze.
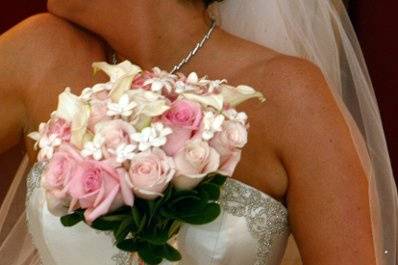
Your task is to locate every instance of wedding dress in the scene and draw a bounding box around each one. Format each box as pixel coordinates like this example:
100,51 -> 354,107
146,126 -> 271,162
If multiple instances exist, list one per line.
1,0 -> 397,265
26,163 -> 290,265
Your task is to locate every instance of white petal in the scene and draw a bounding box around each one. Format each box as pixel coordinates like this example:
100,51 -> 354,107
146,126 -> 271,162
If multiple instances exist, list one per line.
139,142 -> 151,152
213,115 -> 225,130
93,151 -> 102,161
202,131 -> 214,141
28,132 -> 41,142
93,61 -> 141,83
187,72 -> 199,83
110,75 -> 135,102
119,94 -> 130,106
182,93 -> 224,111
131,133 -> 141,142
221,84 -> 265,107
151,81 -> 163,92
151,137 -> 165,147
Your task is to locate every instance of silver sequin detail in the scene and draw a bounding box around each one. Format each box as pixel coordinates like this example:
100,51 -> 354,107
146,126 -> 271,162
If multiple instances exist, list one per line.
26,162 -> 46,202
111,251 -> 134,265
25,163 -> 46,265
220,179 -> 289,265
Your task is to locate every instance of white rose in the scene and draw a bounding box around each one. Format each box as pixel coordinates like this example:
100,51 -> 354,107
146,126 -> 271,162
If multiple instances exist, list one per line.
173,139 -> 220,190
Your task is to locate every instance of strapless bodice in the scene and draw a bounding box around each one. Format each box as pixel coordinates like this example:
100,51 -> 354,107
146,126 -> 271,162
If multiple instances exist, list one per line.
26,163 -> 290,265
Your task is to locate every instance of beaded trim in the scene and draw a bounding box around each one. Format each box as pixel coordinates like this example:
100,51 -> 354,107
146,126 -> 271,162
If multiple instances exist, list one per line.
220,179 -> 289,265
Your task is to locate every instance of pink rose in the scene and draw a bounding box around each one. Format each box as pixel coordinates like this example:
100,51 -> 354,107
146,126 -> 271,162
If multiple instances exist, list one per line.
68,160 -> 123,223
173,139 -> 220,190
161,100 -> 202,155
126,148 -> 175,200
47,118 -> 72,142
88,98 -> 112,131
42,144 -> 82,216
210,121 -> 247,176
94,120 -> 136,159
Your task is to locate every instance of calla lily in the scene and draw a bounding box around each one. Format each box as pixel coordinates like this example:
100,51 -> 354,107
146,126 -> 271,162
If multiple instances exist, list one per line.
92,60 -> 142,83
109,75 -> 136,102
55,88 -> 91,148
181,93 -> 224,111
220,84 -> 265,107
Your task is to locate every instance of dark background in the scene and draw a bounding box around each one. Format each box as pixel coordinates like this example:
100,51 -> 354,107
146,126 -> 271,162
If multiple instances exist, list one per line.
0,1 -> 397,200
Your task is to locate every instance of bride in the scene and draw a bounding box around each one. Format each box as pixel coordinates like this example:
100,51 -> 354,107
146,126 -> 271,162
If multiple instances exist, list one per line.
0,0 -> 396,264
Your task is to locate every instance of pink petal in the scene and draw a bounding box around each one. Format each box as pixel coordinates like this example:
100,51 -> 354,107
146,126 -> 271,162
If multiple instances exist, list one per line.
84,185 -> 120,223
219,150 -> 241,176
119,170 -> 134,206
162,126 -> 192,156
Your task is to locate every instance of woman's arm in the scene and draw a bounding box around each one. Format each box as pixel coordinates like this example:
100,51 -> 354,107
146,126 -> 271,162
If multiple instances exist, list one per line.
0,18 -> 32,154
264,56 -> 376,265
0,13 -> 107,156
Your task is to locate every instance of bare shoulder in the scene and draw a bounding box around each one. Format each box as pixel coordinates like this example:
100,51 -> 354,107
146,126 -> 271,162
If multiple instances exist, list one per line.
238,51 -> 343,145
1,13 -> 106,94
254,57 -> 375,265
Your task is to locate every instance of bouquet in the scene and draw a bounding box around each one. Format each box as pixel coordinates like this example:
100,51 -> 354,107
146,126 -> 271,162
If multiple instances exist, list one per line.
29,61 -> 264,265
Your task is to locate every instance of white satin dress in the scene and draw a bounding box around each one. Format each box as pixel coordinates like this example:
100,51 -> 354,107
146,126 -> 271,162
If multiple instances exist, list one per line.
26,163 -> 290,265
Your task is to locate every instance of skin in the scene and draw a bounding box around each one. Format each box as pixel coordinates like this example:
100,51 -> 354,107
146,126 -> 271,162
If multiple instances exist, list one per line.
0,1 -> 376,264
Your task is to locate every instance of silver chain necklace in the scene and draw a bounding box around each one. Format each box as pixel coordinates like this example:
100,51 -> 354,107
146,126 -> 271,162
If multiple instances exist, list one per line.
111,19 -> 217,74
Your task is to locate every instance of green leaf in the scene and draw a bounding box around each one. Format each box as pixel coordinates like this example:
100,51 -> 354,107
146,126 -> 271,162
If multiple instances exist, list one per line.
111,205 -> 132,214
162,244 -> 182,261
169,194 -> 201,206
207,174 -> 228,186
199,183 -> 220,201
137,214 -> 147,234
148,200 -> 156,216
138,243 -> 163,265
114,216 -> 133,243
178,203 -> 221,225
161,185 -> 174,204
131,207 -> 142,228
60,211 -> 84,227
170,195 -> 207,217
159,207 -> 177,219
101,214 -> 129,222
91,217 -> 119,231
140,229 -> 169,245
116,239 -> 140,252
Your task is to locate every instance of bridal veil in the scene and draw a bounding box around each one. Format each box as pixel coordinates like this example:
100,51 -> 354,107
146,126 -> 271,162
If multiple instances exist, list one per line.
211,0 -> 397,264
1,0 -> 397,264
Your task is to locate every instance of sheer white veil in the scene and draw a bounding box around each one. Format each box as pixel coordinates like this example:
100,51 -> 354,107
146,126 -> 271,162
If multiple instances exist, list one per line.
210,0 -> 397,264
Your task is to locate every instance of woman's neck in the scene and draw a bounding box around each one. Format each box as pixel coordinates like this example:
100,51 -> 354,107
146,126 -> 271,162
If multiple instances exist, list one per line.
103,1 -> 216,71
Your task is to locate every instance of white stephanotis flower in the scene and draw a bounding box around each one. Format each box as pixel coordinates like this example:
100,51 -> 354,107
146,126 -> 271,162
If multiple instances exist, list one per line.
37,134 -> 62,161
151,122 -> 173,147
107,94 -> 138,118
175,72 -> 210,94
28,122 -> 47,150
223,109 -> 248,125
201,111 -> 225,141
207,79 -> 227,93
175,80 -> 194,94
108,143 -> 137,163
80,82 -> 113,102
81,135 -> 105,160
131,122 -> 172,151
143,67 -> 177,93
